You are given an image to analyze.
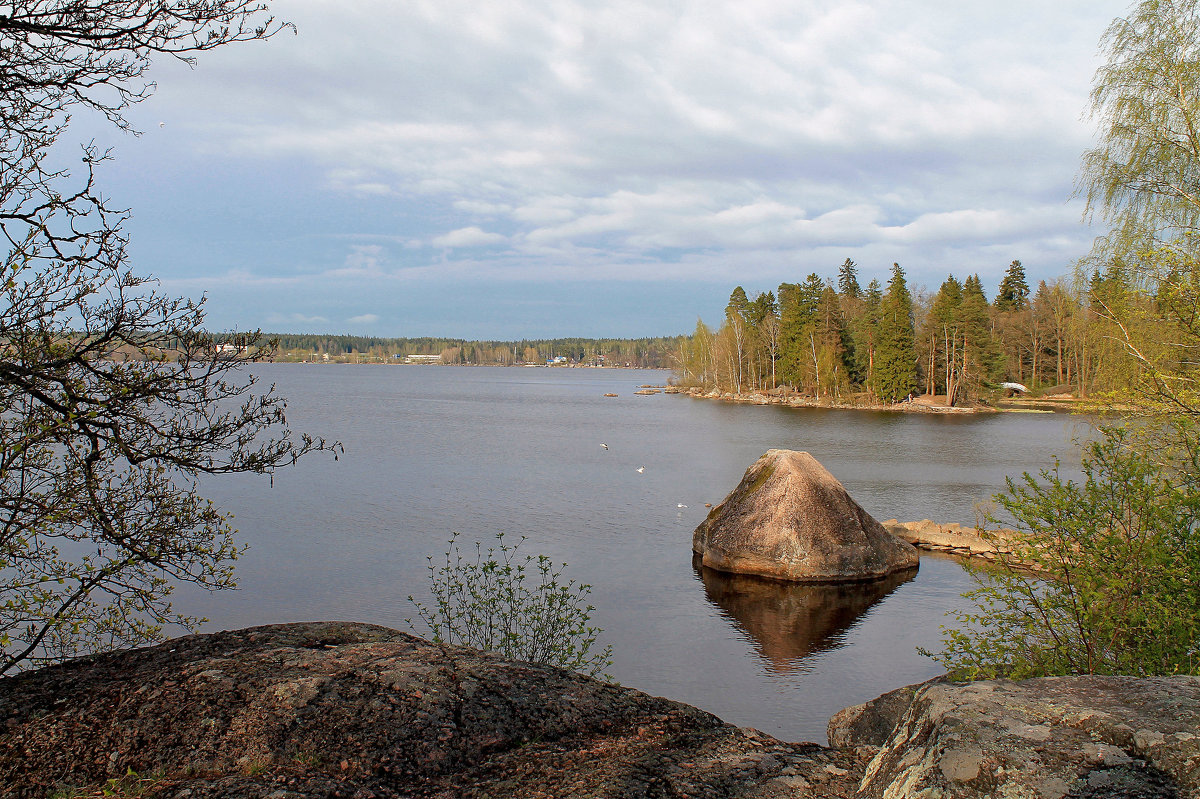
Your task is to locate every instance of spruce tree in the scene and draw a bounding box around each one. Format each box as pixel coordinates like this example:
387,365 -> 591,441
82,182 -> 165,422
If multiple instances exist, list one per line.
996,260 -> 1030,311
814,283 -> 851,397
837,258 -> 861,298
777,279 -> 822,390
854,279 -> 884,389
870,263 -> 918,402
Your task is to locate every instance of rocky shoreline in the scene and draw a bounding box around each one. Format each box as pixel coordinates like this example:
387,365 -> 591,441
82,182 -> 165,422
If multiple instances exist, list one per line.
666,385 -> 1096,416
665,385 -> 986,413
883,519 -> 1016,562
2,622 -> 1196,798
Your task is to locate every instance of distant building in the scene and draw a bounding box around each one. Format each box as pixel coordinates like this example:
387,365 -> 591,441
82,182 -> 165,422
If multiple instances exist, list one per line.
405,354 -> 443,364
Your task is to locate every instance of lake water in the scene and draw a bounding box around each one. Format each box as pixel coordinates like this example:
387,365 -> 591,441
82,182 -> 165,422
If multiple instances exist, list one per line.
182,365 -> 1091,744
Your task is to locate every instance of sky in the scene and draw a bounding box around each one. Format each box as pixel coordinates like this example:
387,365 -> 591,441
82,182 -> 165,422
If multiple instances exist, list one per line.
71,0 -> 1132,338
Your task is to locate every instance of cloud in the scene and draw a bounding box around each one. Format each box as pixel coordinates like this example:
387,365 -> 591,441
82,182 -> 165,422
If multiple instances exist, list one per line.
264,312 -> 329,326
348,313 -> 380,324
122,0 -> 1129,333
431,226 -> 509,248
335,244 -> 387,275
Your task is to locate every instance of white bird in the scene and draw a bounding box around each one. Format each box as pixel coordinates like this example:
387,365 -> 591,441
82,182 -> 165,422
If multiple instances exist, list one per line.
158,122 -> 165,128
677,503 -> 687,508
600,443 -> 608,450
636,466 -> 644,473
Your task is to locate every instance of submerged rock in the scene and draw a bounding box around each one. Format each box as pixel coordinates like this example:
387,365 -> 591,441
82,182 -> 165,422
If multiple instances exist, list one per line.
693,449 -> 918,583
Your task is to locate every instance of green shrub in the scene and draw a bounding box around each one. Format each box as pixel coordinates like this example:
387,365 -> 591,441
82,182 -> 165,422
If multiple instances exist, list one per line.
926,425 -> 1200,680
408,533 -> 613,678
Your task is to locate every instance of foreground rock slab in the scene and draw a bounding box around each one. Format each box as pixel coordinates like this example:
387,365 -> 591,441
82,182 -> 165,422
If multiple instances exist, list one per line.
694,449 -> 918,582
830,675 -> 1200,798
0,622 -> 870,799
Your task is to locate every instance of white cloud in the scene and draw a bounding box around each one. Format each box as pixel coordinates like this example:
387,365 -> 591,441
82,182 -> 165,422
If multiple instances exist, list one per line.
265,312 -> 329,326
348,313 -> 380,324
339,244 -> 386,274
431,226 -> 509,248
132,0 -> 1129,327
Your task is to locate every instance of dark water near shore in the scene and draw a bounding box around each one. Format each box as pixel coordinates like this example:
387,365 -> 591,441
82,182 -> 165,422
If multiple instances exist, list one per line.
182,365 -> 1089,743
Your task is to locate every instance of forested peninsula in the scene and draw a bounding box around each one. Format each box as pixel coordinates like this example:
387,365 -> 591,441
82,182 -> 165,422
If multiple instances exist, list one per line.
675,258 -> 1140,408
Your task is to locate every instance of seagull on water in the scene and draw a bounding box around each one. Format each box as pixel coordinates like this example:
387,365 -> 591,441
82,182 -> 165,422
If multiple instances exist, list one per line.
677,503 -> 687,508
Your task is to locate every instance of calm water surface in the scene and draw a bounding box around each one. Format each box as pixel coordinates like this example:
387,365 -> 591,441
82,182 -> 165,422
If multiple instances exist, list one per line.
183,365 -> 1090,744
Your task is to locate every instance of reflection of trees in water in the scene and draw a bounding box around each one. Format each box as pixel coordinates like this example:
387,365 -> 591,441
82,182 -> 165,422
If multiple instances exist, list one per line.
695,556 -> 917,674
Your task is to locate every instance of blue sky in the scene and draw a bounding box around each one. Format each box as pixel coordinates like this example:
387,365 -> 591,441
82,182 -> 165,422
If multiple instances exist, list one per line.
71,0 -> 1129,338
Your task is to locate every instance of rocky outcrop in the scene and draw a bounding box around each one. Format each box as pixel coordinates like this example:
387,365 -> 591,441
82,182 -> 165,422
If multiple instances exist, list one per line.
693,449 -> 919,583
677,386 -> 982,413
2,622 -> 1198,799
827,680 -> 935,748
830,675 -> 1200,799
882,519 -> 1015,560
0,622 -> 871,799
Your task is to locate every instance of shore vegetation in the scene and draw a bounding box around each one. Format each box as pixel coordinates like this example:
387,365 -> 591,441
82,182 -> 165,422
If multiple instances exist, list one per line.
408,533 -> 613,679
929,0 -> 1200,680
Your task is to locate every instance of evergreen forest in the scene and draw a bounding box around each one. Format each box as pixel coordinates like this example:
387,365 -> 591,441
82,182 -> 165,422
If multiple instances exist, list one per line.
675,258 -> 1147,405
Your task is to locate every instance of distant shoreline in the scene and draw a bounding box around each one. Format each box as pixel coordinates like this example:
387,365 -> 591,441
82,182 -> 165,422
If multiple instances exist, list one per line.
258,360 -> 1092,414
267,358 -> 670,370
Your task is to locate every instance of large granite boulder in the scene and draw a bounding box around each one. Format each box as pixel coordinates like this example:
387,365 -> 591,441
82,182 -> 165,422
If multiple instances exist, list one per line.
0,622 -> 871,799
829,675 -> 1200,799
693,449 -> 918,582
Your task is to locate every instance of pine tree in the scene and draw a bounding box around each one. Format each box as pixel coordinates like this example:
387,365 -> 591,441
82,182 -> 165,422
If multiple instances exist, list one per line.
726,286 -> 751,321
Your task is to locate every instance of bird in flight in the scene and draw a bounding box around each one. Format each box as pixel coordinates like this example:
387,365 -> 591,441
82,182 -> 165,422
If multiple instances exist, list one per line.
601,443 -> 608,450
636,466 -> 645,473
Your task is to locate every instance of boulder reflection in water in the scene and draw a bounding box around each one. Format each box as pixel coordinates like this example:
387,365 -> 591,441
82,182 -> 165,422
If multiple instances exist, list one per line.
695,556 -> 917,674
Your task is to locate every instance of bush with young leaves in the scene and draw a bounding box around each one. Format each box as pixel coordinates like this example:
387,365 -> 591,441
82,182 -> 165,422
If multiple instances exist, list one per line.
408,533 -> 613,678
927,425 -> 1200,680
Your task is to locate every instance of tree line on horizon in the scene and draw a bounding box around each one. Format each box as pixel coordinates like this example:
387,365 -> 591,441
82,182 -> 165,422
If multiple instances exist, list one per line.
675,257 -> 1145,404
266,333 -> 683,369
